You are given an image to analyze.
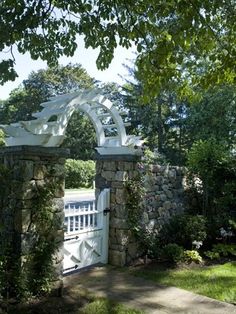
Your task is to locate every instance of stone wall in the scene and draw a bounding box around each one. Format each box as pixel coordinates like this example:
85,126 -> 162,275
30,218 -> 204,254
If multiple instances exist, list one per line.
141,164 -> 185,234
95,155 -> 141,266
95,155 -> 186,267
0,146 -> 68,297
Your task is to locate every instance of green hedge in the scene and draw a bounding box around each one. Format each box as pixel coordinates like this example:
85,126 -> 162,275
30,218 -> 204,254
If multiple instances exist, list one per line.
65,159 -> 95,189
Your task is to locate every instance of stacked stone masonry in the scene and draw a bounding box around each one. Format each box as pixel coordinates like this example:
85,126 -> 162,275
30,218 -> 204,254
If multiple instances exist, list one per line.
0,146 -> 68,295
95,157 -> 185,267
0,146 -> 186,287
141,164 -> 185,234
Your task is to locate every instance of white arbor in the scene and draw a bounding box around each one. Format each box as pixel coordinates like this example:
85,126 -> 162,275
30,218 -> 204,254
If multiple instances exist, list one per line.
0,88 -> 142,155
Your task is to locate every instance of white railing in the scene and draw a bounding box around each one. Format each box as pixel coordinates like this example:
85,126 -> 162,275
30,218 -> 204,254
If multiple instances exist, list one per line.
64,200 -> 102,234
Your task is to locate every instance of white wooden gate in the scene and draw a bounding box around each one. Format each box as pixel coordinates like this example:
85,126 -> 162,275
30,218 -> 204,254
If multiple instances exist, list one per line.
63,188 -> 110,274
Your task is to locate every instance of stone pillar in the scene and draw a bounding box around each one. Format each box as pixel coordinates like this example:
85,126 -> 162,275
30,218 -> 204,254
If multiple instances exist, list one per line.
95,153 -> 141,266
0,146 -> 68,298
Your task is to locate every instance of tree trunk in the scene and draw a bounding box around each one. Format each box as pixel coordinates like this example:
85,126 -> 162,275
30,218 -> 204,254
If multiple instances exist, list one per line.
157,100 -> 164,153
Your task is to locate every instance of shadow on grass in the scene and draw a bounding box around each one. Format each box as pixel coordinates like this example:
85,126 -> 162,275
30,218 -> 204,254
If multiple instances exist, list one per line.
0,276 -> 143,314
0,286 -> 90,314
130,261 -> 236,303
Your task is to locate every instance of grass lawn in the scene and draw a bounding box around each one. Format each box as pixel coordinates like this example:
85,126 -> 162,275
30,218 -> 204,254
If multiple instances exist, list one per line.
80,299 -> 143,314
4,287 -> 143,314
129,261 -> 236,304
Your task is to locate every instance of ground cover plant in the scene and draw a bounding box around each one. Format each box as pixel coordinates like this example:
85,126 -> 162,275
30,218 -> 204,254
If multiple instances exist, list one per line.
129,261 -> 236,304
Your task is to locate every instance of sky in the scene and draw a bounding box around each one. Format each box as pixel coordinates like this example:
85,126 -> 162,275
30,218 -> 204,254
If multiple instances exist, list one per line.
0,36 -> 136,100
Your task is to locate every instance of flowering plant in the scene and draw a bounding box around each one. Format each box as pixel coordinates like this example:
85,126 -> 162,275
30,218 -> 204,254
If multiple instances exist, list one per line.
192,240 -> 203,250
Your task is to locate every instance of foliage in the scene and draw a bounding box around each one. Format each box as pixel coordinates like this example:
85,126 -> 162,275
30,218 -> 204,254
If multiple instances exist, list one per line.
186,141 -> 236,241
162,244 -> 184,263
0,130 -> 5,146
0,165 -> 22,299
122,75 -> 189,165
80,298 -> 144,314
0,63 -> 94,123
229,219 -> 236,232
159,214 -> 207,249
123,63 -> 236,166
186,86 -> 236,149
0,1 -> 235,97
183,250 -> 202,264
0,163 -> 60,300
204,251 -> 220,260
26,183 -> 61,296
186,139 -> 235,216
203,213 -> 235,246
141,148 -> 167,165
130,262 -> 236,303
65,159 -> 95,189
186,139 -> 236,242
124,172 -> 159,258
187,139 -> 229,181
63,112 -> 96,160
205,244 -> 236,259
125,175 -> 145,237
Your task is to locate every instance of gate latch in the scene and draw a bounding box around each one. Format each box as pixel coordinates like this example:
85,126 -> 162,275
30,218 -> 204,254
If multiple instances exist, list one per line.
103,208 -> 110,216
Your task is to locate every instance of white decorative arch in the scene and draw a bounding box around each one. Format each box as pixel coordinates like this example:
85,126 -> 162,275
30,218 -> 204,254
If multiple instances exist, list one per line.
0,88 -> 143,155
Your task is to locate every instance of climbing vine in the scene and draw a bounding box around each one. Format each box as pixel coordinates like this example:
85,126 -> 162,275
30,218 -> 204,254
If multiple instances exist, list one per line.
125,173 -> 145,238
0,162 -> 62,301
25,182 -> 61,296
125,159 -> 161,256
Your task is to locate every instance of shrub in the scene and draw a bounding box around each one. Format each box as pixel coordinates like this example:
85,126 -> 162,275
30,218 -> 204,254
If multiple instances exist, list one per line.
65,159 -> 95,188
212,244 -> 236,257
162,244 -> 184,263
184,250 -> 203,264
0,130 -> 5,146
159,214 -> 207,249
229,219 -> 236,233
204,244 -> 236,260
204,251 -> 220,260
187,139 -> 236,219
206,212 -> 234,245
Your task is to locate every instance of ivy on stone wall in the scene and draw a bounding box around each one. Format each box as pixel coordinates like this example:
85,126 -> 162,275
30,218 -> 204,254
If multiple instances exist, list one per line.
125,162 -> 153,254
0,163 -> 61,301
125,173 -> 144,237
25,182 -> 61,296
125,159 -> 185,258
0,164 -> 15,298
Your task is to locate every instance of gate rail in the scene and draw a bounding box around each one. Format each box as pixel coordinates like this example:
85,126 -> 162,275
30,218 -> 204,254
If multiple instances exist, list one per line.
64,200 -> 101,234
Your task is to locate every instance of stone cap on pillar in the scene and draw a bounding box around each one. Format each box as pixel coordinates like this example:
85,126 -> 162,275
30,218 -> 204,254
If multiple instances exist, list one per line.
0,145 -> 70,157
95,146 -> 142,158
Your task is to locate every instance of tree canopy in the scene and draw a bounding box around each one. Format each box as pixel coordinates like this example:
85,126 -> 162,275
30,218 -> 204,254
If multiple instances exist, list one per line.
0,0 -> 235,95
122,60 -> 236,164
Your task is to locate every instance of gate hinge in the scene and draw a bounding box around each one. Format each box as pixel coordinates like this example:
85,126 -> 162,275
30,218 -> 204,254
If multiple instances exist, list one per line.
103,208 -> 110,216
63,264 -> 79,272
